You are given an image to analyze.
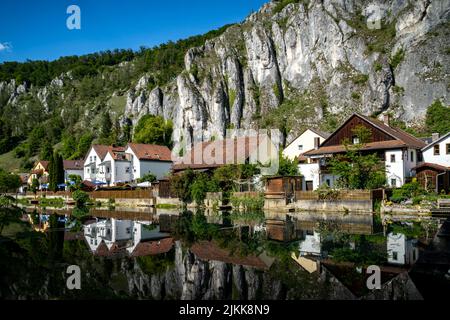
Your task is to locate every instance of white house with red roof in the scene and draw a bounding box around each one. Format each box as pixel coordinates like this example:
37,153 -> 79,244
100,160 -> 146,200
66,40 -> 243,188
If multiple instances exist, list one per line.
302,113 -> 427,189
125,143 -> 173,181
63,160 -> 84,181
84,143 -> 172,186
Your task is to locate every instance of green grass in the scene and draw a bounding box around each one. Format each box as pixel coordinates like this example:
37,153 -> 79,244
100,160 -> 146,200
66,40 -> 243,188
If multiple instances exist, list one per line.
0,151 -> 21,173
155,203 -> 179,209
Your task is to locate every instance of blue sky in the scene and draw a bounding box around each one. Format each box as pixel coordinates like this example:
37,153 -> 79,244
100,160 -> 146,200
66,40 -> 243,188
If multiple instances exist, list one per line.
0,0 -> 268,62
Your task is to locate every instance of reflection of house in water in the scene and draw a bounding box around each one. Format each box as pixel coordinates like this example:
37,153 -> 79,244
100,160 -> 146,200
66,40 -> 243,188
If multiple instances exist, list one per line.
387,233 -> 419,266
83,218 -> 171,257
298,231 -> 322,257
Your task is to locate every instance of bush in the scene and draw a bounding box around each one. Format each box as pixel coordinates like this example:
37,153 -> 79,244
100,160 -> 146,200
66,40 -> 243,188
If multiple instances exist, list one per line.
72,190 -> 90,206
390,181 -> 427,203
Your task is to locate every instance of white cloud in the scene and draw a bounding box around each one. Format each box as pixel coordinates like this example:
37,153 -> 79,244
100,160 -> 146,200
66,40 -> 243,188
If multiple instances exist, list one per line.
0,42 -> 12,52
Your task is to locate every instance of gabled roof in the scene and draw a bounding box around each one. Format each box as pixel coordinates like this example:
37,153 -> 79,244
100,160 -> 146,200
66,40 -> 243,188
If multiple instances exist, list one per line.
285,128 -> 330,149
413,162 -> 450,172
63,160 -> 84,170
357,114 -> 426,149
89,145 -> 111,161
172,136 -> 268,172
304,113 -> 426,156
422,132 -> 450,152
130,238 -> 174,257
34,160 -> 49,171
127,143 -> 172,162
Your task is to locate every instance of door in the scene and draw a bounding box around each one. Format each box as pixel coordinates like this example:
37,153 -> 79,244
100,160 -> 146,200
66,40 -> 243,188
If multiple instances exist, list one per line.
306,181 -> 313,191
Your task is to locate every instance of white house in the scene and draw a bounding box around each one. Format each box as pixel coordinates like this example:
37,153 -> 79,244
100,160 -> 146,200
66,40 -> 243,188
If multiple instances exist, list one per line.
84,143 -> 173,186
125,143 -> 173,180
413,132 -> 450,193
303,113 -> 427,189
299,231 -> 322,256
421,132 -> 450,167
387,232 -> 419,266
283,128 -> 330,161
83,218 -> 134,254
63,160 -> 84,182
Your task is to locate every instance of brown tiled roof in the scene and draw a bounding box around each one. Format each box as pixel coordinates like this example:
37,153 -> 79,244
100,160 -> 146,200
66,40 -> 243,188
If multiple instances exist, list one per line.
127,143 -> 172,162
106,146 -> 129,161
130,238 -> 174,257
90,145 -> 111,161
304,140 -> 408,156
63,160 -> 84,170
172,136 -> 268,172
413,162 -> 450,172
358,114 -> 426,149
19,173 -> 30,183
304,114 -> 426,157
95,241 -> 128,257
31,169 -> 44,175
190,241 -> 270,270
34,161 -> 49,171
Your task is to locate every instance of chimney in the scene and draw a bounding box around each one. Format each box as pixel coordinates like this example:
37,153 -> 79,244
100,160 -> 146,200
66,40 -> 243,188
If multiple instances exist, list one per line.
432,133 -> 440,142
383,114 -> 391,127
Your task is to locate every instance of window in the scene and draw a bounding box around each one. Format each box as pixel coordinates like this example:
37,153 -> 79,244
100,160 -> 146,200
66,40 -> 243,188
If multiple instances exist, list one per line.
391,179 -> 397,187
390,154 -> 396,163
90,156 -> 92,162
434,145 -> 440,155
125,167 -> 131,173
410,151 -> 414,163
106,167 -> 110,173
447,144 -> 450,155
87,168 -> 90,174
392,251 -> 398,261
314,137 -> 320,149
352,136 -> 360,145
326,179 -> 331,187
94,156 -> 97,161
298,145 -> 303,151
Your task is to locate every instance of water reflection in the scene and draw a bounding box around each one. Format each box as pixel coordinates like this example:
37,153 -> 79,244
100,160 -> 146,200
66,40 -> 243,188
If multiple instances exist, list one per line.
0,205 -> 448,300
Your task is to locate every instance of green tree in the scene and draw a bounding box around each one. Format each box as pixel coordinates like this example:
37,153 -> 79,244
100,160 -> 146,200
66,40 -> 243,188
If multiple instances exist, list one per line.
137,172 -> 157,183
329,125 -> 386,190
30,178 -> 40,196
425,100 -> 450,135
72,190 -> 90,207
40,140 -> 53,161
48,152 -> 64,192
0,169 -> 21,193
60,133 -> 77,159
277,153 -> 299,176
67,174 -> 82,191
133,115 -> 173,147
72,133 -> 93,160
170,169 -> 196,203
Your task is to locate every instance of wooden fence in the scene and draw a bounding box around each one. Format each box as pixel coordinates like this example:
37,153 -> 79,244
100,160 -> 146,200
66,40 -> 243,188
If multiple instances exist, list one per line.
295,189 -> 383,201
89,189 -> 153,199
30,189 -> 154,200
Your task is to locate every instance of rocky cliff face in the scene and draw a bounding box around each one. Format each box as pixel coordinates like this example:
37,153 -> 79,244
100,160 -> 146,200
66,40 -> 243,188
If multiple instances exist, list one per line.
1,0 -> 449,149
123,0 -> 450,148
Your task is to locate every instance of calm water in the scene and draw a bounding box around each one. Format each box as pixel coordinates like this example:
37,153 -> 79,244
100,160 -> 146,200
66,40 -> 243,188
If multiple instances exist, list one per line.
0,205 -> 449,300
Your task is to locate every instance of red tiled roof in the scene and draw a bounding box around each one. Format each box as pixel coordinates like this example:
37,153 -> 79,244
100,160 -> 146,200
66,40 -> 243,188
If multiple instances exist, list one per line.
90,145 -> 111,161
127,143 -> 172,162
173,136 -> 269,172
130,238 -> 174,257
190,241 -> 270,270
413,162 -> 450,172
31,169 -> 44,175
63,160 -> 84,170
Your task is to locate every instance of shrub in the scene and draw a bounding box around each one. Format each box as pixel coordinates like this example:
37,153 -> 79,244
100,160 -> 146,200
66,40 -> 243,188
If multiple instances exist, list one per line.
72,190 -> 90,206
390,181 -> 427,203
